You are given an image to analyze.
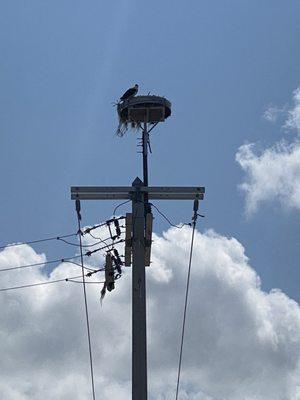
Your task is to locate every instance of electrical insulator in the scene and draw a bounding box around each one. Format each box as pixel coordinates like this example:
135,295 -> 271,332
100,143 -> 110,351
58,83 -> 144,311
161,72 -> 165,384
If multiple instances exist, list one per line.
105,253 -> 115,292
193,197 -> 199,212
113,249 -> 123,274
75,199 -> 81,220
145,213 -> 153,266
113,249 -> 122,264
125,213 -> 133,266
114,219 -> 121,238
192,195 -> 200,222
106,221 -> 114,240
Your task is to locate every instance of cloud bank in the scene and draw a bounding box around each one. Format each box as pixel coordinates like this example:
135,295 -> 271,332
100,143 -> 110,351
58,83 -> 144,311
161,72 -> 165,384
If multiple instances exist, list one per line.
237,87 -> 300,215
0,227 -> 299,400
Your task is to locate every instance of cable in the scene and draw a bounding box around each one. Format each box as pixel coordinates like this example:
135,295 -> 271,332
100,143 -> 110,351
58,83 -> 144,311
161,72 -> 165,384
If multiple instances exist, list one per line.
66,279 -> 105,284
86,239 -> 125,256
84,216 -> 125,234
63,260 -> 99,272
87,232 -> 111,247
175,198 -> 199,400
149,203 -> 191,229
75,199 -> 96,400
86,267 -> 105,277
113,200 -> 131,215
0,274 -> 83,292
57,235 -> 121,248
0,233 -> 77,251
0,219 -> 125,252
0,273 -> 106,292
0,241 -> 117,273
56,238 -> 84,247
0,217 -> 126,252
0,255 -> 82,273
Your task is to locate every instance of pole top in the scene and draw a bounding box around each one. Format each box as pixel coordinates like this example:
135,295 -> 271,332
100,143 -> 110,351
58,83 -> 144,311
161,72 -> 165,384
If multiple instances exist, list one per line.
118,95 -> 171,124
132,177 -> 143,187
116,95 -> 171,136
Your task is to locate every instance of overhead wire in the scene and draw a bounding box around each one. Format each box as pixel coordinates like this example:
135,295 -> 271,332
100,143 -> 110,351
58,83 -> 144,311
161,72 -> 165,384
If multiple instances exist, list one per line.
175,197 -> 200,400
87,231 -> 111,247
149,203 -> 191,229
57,235 -> 122,248
0,233 -> 78,250
0,255 -> 82,273
113,200 -> 131,215
83,216 -> 125,234
0,216 -> 125,251
64,279 -> 105,285
75,199 -> 96,400
63,260 -> 99,272
85,239 -> 125,256
0,274 -> 83,292
0,241 -> 119,273
0,273 -> 107,292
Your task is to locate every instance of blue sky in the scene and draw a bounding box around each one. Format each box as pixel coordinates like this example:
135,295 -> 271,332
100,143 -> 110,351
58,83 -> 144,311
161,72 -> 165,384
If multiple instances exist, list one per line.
1,0 -> 299,300
1,1 -> 300,399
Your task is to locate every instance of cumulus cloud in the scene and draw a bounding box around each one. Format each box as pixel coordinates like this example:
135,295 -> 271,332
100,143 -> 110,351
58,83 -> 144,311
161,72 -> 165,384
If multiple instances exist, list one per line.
285,88 -> 300,132
263,105 -> 285,123
236,140 -> 300,215
237,87 -> 300,215
0,227 -> 299,400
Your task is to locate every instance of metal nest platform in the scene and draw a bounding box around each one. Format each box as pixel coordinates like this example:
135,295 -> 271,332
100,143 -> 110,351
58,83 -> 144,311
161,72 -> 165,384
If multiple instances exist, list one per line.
116,95 -> 171,136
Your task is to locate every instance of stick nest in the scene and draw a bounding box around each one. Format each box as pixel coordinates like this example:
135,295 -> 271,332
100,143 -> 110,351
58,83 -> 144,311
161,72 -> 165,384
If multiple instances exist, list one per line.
116,114 -> 141,137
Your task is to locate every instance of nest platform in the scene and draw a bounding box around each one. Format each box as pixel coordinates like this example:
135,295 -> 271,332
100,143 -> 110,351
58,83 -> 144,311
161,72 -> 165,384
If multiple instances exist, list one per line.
117,95 -> 171,124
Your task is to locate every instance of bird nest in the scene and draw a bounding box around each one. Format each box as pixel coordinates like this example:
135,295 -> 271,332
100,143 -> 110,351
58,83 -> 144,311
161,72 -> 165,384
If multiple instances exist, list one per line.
116,95 -> 171,136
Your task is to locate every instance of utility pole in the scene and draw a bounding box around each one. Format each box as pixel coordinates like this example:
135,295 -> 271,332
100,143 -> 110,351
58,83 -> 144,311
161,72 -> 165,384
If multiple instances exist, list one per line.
71,94 -> 205,400
132,177 -> 147,400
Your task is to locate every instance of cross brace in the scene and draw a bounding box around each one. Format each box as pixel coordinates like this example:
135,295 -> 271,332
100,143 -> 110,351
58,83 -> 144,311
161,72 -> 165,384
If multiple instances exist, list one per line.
71,184 -> 205,200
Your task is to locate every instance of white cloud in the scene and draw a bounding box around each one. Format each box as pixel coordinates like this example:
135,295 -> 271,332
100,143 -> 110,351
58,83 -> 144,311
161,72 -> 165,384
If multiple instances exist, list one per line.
236,140 -> 300,215
285,88 -> 300,132
263,105 -> 285,123
237,87 -> 300,215
0,227 -> 299,400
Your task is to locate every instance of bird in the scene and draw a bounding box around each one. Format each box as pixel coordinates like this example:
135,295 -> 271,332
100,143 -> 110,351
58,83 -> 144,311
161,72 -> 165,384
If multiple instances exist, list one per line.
120,84 -> 139,101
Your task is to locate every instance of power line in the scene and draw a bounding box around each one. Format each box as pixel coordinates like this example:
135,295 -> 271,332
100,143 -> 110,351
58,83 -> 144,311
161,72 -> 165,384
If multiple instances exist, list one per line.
83,216 -> 125,234
149,203 -> 191,229
175,199 -> 199,400
113,200 -> 131,215
0,216 -> 126,251
83,222 -> 108,233
66,279 -> 105,284
0,255 -> 82,273
0,274 -> 83,292
85,239 -> 125,256
57,235 -> 123,248
0,233 -> 77,251
0,241 -> 118,273
75,199 -> 96,400
86,231 -> 111,247
62,260 -> 100,272
0,233 -> 122,251
0,274 -> 106,293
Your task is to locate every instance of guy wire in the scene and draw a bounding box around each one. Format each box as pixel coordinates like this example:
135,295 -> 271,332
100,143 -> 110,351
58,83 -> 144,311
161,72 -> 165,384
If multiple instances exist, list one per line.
76,200 -> 96,400
175,199 -> 199,400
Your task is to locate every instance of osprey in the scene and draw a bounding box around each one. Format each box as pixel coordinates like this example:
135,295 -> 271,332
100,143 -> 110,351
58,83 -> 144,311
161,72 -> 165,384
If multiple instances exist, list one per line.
120,84 -> 139,101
